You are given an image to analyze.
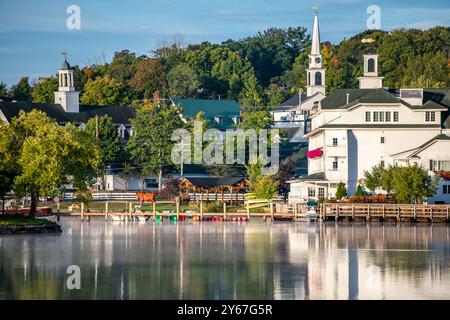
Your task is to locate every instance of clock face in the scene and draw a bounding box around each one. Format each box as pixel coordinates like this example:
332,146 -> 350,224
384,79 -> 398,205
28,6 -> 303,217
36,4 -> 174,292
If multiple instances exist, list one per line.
315,57 -> 321,64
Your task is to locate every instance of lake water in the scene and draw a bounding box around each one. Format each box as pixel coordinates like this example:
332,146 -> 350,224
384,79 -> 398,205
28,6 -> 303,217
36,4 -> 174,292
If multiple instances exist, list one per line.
1,217 -> 450,300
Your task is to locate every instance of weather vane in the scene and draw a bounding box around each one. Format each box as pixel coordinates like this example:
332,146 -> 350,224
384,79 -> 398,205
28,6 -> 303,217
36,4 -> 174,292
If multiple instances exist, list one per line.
312,0 -> 319,14
361,38 -> 376,53
62,52 -> 68,61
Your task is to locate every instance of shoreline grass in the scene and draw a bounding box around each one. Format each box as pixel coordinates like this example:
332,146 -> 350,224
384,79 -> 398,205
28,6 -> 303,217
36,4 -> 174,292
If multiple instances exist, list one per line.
0,215 -> 54,226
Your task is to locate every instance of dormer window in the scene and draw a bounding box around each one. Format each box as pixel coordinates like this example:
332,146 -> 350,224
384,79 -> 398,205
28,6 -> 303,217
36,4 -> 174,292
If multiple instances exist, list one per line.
231,116 -> 241,125
214,116 -> 223,125
118,124 -> 126,139
78,123 -> 86,130
425,111 -> 436,122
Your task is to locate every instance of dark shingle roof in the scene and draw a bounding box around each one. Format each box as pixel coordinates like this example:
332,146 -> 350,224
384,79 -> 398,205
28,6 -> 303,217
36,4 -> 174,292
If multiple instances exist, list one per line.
0,100 -> 136,124
299,172 -> 326,181
182,177 -> 247,187
281,92 -> 309,107
321,89 -> 399,109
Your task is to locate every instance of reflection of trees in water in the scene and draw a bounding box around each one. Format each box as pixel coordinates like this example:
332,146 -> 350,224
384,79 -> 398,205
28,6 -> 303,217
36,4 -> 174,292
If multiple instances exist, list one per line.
1,220 -> 450,299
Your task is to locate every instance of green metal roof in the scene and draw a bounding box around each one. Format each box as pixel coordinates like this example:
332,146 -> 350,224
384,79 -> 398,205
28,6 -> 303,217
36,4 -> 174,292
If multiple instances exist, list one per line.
171,98 -> 241,128
60,59 -> 71,70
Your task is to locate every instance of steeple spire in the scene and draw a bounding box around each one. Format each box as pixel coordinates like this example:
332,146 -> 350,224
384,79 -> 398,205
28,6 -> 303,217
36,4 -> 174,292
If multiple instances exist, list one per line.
311,8 -> 321,55
306,8 -> 326,97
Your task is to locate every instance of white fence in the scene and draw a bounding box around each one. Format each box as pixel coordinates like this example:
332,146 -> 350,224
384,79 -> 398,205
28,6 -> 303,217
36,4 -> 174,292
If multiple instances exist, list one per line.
62,192 -> 246,202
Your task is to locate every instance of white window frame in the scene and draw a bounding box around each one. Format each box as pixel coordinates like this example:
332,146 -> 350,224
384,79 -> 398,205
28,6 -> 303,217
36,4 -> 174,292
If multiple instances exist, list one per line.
332,157 -> 339,170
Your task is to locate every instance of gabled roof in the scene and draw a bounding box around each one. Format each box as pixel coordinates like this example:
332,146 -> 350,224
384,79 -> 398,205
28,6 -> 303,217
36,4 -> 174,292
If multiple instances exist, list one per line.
171,98 -> 241,128
391,134 -> 450,158
321,88 -> 400,110
281,92 -> 309,108
181,176 -> 247,188
0,100 -> 136,124
288,171 -> 326,183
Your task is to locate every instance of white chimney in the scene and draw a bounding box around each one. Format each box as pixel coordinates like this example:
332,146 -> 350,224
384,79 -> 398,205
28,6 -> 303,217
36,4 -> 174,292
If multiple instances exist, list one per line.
400,89 -> 423,106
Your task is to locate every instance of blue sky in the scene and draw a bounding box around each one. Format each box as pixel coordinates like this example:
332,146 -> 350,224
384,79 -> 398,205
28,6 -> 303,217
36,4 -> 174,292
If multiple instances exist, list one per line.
1,0 -> 449,86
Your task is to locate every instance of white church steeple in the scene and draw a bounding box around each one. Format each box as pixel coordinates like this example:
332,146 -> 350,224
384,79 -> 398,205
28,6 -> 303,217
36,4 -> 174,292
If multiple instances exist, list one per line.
54,55 -> 79,113
306,10 -> 326,97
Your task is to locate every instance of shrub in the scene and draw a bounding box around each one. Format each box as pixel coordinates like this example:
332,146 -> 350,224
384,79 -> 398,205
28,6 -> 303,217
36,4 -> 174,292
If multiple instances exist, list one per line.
157,177 -> 180,200
251,175 -> 279,199
335,182 -> 347,199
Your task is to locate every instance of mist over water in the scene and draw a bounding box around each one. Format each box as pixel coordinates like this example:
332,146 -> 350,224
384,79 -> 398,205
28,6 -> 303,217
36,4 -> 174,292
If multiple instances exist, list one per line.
1,218 -> 450,300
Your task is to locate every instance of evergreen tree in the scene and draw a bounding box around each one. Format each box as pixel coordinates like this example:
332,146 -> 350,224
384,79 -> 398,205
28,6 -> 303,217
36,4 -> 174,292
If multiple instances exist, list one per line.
10,77 -> 31,101
335,182 -> 347,199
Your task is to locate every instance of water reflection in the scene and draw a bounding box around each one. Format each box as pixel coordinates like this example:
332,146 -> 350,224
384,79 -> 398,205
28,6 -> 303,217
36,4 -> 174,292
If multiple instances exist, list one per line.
0,218 -> 449,300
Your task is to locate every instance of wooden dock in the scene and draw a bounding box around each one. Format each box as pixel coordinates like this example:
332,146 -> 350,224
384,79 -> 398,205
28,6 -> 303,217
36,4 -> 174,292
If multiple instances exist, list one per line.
319,203 -> 450,223
67,200 -> 298,222
64,201 -> 450,223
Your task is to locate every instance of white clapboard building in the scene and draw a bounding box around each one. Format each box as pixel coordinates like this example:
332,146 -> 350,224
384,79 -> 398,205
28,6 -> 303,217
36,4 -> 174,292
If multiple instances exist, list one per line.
288,52 -> 450,204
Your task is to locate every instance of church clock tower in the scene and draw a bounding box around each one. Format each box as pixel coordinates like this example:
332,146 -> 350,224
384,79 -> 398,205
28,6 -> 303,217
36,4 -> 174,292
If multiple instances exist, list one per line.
54,56 -> 79,113
306,11 -> 326,97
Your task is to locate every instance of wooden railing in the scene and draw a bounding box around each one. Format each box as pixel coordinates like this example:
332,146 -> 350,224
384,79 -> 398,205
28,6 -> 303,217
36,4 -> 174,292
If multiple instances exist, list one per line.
320,203 -> 450,222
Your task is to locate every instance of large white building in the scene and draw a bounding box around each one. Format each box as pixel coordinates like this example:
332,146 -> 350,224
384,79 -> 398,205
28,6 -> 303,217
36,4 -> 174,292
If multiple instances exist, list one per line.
288,15 -> 450,203
288,52 -> 450,204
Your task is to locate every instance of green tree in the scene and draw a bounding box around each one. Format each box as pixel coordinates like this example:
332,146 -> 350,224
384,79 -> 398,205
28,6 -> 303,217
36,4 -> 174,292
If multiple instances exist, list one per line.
265,83 -> 287,107
0,82 -> 8,96
391,165 -> 438,204
335,182 -> 347,199
239,71 -> 263,107
127,103 -> 184,190
85,115 -> 122,166
238,110 -> 273,131
81,75 -> 128,106
251,175 -> 279,199
363,163 -> 386,192
31,77 -> 58,103
354,184 -> 367,196
167,63 -> 200,97
129,59 -> 167,99
10,77 -> 31,101
0,121 -> 18,213
1,110 -> 101,216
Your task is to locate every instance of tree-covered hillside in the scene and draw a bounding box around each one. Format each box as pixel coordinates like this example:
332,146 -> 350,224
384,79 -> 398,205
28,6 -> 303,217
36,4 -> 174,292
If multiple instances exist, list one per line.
2,26 -> 450,107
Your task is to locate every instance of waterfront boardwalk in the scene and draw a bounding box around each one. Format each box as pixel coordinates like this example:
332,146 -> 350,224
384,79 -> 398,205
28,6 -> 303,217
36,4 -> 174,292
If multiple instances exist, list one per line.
65,201 -> 450,223
320,203 -> 450,223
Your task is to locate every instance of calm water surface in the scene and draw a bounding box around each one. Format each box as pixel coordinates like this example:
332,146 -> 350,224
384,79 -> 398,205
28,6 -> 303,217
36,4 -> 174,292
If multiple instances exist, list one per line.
1,217 -> 450,299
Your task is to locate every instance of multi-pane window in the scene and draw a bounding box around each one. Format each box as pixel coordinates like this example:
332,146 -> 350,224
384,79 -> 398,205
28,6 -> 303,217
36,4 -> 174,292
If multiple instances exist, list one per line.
366,111 -> 395,122
430,160 -> 450,171
318,187 -> 325,198
393,111 -> 399,122
385,112 -> 391,122
308,187 -> 316,198
373,112 -> 379,122
380,160 -> 385,167
443,185 -> 449,195
380,136 -> 385,144
425,111 -> 436,122
332,138 -> 338,147
332,157 -> 339,170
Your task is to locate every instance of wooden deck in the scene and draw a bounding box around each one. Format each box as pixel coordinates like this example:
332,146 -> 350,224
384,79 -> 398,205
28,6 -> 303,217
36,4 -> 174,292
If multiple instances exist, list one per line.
63,201 -> 450,223
319,203 -> 450,223
66,200 -> 297,222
